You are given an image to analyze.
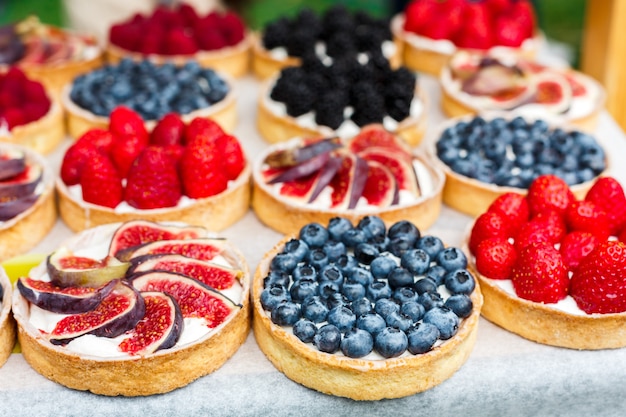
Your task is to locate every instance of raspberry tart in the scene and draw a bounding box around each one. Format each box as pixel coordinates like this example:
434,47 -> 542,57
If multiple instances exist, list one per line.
57,109 -> 250,232
252,5 -> 401,80
440,51 -> 606,131
252,125 -> 444,235
62,58 -> 236,140
107,4 -> 251,78
12,220 -> 251,396
467,175 -> 626,349
430,114 -> 607,217
0,268 -> 16,368
392,0 -> 542,75
253,216 -> 483,400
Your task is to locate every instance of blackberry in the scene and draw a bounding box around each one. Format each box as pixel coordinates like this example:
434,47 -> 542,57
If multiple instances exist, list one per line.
351,83 -> 384,126
262,17 -> 290,49
301,52 -> 326,75
314,91 -> 345,129
294,8 -> 322,39
325,31 -> 357,59
284,83 -> 316,117
286,28 -> 316,57
321,5 -> 354,40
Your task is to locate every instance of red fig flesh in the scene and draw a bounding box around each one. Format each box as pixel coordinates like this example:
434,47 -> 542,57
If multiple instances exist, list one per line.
47,246 -> 130,288
0,148 -> 26,180
268,151 -> 331,184
265,137 -> 341,168
118,238 -> 230,263
0,162 -> 42,199
347,125 -> 411,155
362,161 -> 398,207
358,147 -> 420,196
330,154 -> 369,209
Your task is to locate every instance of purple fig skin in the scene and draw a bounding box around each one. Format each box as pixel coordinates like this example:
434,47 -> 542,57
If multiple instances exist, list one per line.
17,277 -> 117,314
308,156 -> 342,203
0,194 -> 38,221
149,292 -> 184,352
265,137 -> 340,168
348,156 -> 369,209
0,151 -> 26,180
0,163 -> 42,199
268,151 -> 331,184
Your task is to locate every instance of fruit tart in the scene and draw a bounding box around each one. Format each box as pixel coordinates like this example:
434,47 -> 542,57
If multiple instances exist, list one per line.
253,216 -> 483,400
391,0 -> 542,76
107,4 -> 251,78
440,50 -> 606,131
62,58 -> 236,140
0,67 -> 65,154
0,144 -> 56,261
57,108 -> 250,233
257,51 -> 427,146
0,267 -> 16,368
252,5 -> 401,80
12,220 -> 251,396
0,16 -> 103,96
430,114 -> 607,217
467,175 -> 626,349
252,125 -> 444,235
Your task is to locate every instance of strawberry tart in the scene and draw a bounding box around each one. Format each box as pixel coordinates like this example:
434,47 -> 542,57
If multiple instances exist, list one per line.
467,175 -> 626,349
57,108 -> 250,233
252,125 -> 444,235
107,4 -> 251,78
440,51 -> 606,131
430,114 -> 607,217
12,220 -> 250,396
253,216 -> 483,399
392,0 -> 542,76
0,267 -> 16,368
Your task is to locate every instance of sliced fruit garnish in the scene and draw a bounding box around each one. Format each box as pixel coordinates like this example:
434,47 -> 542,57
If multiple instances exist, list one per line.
347,125 -> 411,155
329,153 -> 369,209
530,72 -> 572,114
0,162 -> 42,199
565,73 -> 587,97
265,137 -> 341,168
358,147 -> 420,196
0,148 -> 26,180
46,246 -> 130,288
268,151 -> 331,184
362,160 -> 399,207
117,238 -> 230,263
0,194 -> 39,221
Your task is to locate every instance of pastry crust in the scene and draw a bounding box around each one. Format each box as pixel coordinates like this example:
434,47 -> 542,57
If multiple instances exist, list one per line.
0,270 -> 16,368
256,78 -> 428,147
12,223 -> 251,396
105,33 -> 252,79
252,237 -> 483,400
57,162 -> 251,233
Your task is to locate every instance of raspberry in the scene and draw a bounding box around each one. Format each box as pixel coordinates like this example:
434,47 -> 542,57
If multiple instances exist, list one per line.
216,133 -> 245,181
219,11 -> 246,45
564,200 -> 611,241
163,27 -> 198,55
585,176 -> 626,235
180,140 -> 228,198
526,175 -> 575,217
109,106 -> 149,143
111,134 -> 147,178
559,231 -> 599,271
80,153 -> 123,208
474,237 -> 517,280
196,27 -> 227,51
487,192 -> 529,237
150,113 -> 185,146
469,211 -> 509,254
511,241 -> 568,303
125,146 -> 182,209
1,108 -> 25,130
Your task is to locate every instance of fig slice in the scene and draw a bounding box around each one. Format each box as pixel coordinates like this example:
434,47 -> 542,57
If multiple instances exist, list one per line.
528,72 -> 573,114
130,271 -> 239,328
117,238 -> 231,263
0,161 -> 42,199
268,151 -> 331,184
358,147 -> 421,197
119,292 -> 183,355
128,253 -> 242,290
108,220 -> 209,258
461,61 -> 526,97
347,125 -> 412,155
329,153 -> 369,209
264,137 -> 341,168
276,155 -> 343,203
361,160 -> 399,208
0,148 -> 26,180
49,282 -> 146,345
0,194 -> 38,221
46,246 -> 131,288
17,277 -> 118,314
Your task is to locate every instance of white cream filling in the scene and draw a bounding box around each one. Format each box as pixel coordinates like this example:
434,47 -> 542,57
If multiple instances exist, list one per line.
267,40 -> 396,63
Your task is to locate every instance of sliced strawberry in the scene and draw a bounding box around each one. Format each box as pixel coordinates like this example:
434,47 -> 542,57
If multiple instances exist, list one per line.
469,211 -> 510,255
475,237 -> 517,280
526,175 -> 575,217
125,146 -> 182,209
559,231 -> 599,271
564,200 -> 611,241
511,241 -> 568,303
80,153 -> 123,208
150,113 -> 185,146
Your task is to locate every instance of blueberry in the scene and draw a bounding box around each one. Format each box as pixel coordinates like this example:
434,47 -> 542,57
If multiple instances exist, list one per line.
387,267 -> 414,289
385,311 -> 412,332
445,294 -> 474,318
356,313 -> 387,336
270,301 -> 301,326
341,280 -> 366,301
407,323 -> 440,354
444,269 -> 476,295
354,243 -> 380,264
415,235 -> 445,259
325,292 -> 349,310
293,319 -> 317,343
414,278 -> 438,295
270,253 -> 298,273
327,217 -> 354,241
367,280 -> 393,301
307,248 -> 329,271
357,215 -> 386,240
292,264 -> 317,282
336,254 -> 358,276
350,297 -> 373,317
374,327 -> 408,358
400,249 -> 431,275
423,307 -> 459,340
319,265 -> 344,286
341,328 -> 374,358
318,280 -> 341,299
418,291 -> 444,311
299,222 -> 329,248
328,306 -> 357,332
260,284 -> 290,310
387,235 -> 414,257
349,267 -> 374,286
374,298 -> 400,318
436,247 -> 468,271
401,301 -> 425,322
370,256 -> 397,279
393,287 -> 418,304
341,228 -> 367,248
301,296 -> 330,323
263,270 -> 290,288
323,240 -> 346,262
289,280 -> 319,303
387,220 -> 420,245
313,324 -> 342,353
370,234 -> 389,253
283,238 -> 310,262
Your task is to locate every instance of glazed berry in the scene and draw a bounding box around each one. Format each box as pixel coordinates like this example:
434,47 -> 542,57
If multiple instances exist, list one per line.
418,291 -> 444,311
436,247 -> 468,271
263,270 -> 290,288
354,243 -> 380,264
318,280 -> 341,299
341,228 -> 367,247
374,298 -> 400,318
260,284 -> 290,310
407,323 -> 439,354
313,324 -> 342,353
385,311 -> 412,332
301,296 -> 329,323
307,248 -> 329,271
401,301 -> 425,322
374,327 -> 408,358
367,280 -> 392,301
293,319 -> 317,343
351,297 -> 373,317
401,249 -> 431,275
336,254 -> 358,276
413,278 -> 437,295
289,280 -> 319,303
387,267 -> 414,289
357,215 -> 386,239
388,220 -> 420,245
341,328 -> 374,358
424,265 -> 447,286
349,267 -> 374,287
445,294 -> 474,319
423,307 -> 459,340
393,287 -> 418,304
319,265 -> 344,287
356,313 -> 387,336
415,235 -> 445,259
271,301 -> 301,326
283,238 -> 310,263
299,222 -> 329,248
327,306 -> 356,332
341,279 -> 366,302
270,253 -> 298,273
323,240 -> 346,262
370,256 -> 397,279
292,264 -> 317,282
444,269 -> 476,295
327,217 -> 353,241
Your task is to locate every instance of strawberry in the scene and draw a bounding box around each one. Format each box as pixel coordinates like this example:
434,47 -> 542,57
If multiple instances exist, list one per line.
510,0 -> 536,39
180,140 -> 228,198
454,2 -> 494,50
513,220 -> 554,251
60,129 -> 113,185
469,211 -> 509,254
80,153 -> 123,208
485,0 -> 511,15
111,134 -> 147,178
109,106 -> 149,144
531,209 -> 567,243
125,146 -> 182,209
494,14 -> 527,47
475,237 -> 517,280
150,113 -> 185,146
511,241 -> 569,303
564,200 -> 611,241
185,117 -> 224,145
559,231 -> 599,271
570,241 -> 626,314
526,175 -> 575,217
585,176 -> 626,235
216,133 -> 245,181
487,192 -> 529,237
77,128 -> 114,153
403,0 -> 439,34
164,27 -> 199,55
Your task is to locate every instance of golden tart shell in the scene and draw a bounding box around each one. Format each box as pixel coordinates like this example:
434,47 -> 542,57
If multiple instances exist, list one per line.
0,269 -> 16,368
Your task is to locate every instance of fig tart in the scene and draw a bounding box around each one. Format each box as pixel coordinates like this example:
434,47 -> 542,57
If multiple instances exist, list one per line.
106,4 -> 251,78
0,268 -> 16,368
12,220 -> 251,396
429,114 -> 607,217
57,109 -> 250,233
253,216 -> 483,400
466,175 -> 626,349
252,125 -> 444,235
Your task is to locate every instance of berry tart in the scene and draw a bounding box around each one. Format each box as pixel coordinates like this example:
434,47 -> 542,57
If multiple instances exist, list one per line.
56,108 -> 250,233
107,4 -> 251,78
430,114 -> 607,217
467,175 -> 626,349
252,125 -> 444,235
391,0 -> 542,76
440,51 -> 606,131
257,51 -> 427,146
253,216 -> 483,400
0,67 -> 65,154
62,58 -> 236,140
12,220 -> 251,396
0,143 -> 56,262
0,267 -> 16,368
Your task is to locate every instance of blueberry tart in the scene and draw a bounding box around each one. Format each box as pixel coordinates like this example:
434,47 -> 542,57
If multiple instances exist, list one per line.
12,220 -> 251,396
253,216 -> 483,400
0,268 -> 16,368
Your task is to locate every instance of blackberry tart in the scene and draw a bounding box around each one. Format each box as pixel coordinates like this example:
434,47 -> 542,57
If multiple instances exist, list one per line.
252,6 -> 401,80
0,268 -> 16,368
12,220 -> 251,396
253,216 -> 483,400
